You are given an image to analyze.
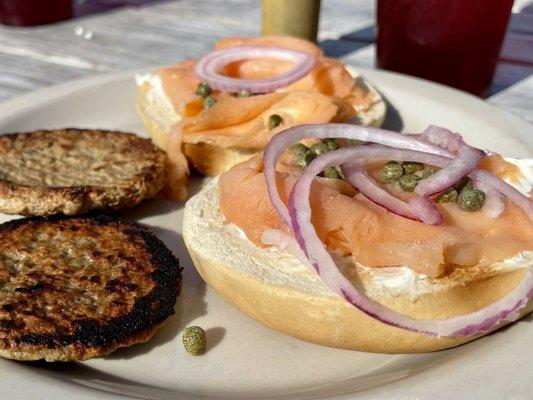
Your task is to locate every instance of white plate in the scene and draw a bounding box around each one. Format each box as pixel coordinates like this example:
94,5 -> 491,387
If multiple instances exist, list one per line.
0,67 -> 531,400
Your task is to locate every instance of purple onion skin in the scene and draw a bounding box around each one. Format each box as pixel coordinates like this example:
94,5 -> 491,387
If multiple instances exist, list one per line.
285,145 -> 532,338
195,46 -> 316,93
262,123 -> 532,337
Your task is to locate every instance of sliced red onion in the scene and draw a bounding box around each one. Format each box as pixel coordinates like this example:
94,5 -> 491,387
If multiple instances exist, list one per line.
474,177 -> 505,219
420,125 -> 464,152
263,124 -> 453,226
408,196 -> 444,225
472,169 -> 533,220
419,127 -> 533,220
415,145 -> 485,196
288,147 -> 532,337
265,124 -> 532,223
342,162 -> 443,225
194,46 -> 316,93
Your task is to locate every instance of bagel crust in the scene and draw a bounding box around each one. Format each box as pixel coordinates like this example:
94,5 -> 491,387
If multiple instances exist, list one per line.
182,179 -> 532,353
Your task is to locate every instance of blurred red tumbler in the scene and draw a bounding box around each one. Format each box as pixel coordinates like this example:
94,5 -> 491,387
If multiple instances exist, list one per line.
376,0 -> 514,96
0,0 -> 73,26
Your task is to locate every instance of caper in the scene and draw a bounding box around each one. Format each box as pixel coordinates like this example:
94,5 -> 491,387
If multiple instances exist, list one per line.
182,326 -> 206,356
297,152 -> 316,169
382,161 -> 404,183
322,138 -> 339,151
437,188 -> 458,203
268,114 -> 283,130
196,82 -> 212,98
421,166 -> 438,179
204,96 -> 216,109
309,142 -> 330,156
457,189 -> 485,212
335,165 -> 345,180
323,166 -> 340,179
454,176 -> 474,191
399,174 -> 421,192
402,161 -> 424,175
237,89 -> 252,97
291,143 -> 309,157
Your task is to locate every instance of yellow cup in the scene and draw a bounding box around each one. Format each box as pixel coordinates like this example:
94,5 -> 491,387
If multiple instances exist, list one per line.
261,0 -> 321,42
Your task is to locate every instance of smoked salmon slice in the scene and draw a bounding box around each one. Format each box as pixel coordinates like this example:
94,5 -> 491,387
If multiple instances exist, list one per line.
151,35 -> 380,200
219,155 -> 533,277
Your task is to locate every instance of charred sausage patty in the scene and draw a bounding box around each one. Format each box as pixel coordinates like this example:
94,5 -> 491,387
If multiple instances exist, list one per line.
0,214 -> 181,361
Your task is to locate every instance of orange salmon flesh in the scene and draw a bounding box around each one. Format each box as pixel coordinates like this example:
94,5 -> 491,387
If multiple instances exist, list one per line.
155,35 -> 376,200
219,154 -> 533,278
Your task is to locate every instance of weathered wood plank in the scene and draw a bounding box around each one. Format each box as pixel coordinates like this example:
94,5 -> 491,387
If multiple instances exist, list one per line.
341,43 -> 375,68
0,0 -> 531,124
500,32 -> 533,64
0,0 -> 376,76
488,75 -> 533,124
0,52 -> 92,100
492,61 -> 533,93
340,12 -> 533,42
508,12 -> 533,34
0,0 -> 376,100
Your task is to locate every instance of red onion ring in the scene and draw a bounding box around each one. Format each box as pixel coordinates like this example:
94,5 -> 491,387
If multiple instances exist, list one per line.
288,147 -> 532,337
415,145 -> 485,196
472,169 -> 533,220
194,46 -> 316,93
264,124 -> 533,224
473,177 -> 505,219
263,124 -> 452,226
419,128 -> 533,220
342,162 -> 443,225
420,125 -> 464,152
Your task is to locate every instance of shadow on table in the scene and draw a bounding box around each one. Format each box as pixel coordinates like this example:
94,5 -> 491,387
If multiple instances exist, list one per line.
340,26 -> 376,43
320,38 -> 369,58
319,25 -> 375,58
74,0 -> 172,17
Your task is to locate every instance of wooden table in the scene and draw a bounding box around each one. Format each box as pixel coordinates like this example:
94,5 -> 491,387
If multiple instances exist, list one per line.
0,0 -> 532,124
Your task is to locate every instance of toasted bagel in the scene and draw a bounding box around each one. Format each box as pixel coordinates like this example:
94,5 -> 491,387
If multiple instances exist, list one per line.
182,179 -> 532,353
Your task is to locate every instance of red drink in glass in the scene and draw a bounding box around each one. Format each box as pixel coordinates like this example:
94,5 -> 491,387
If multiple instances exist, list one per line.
0,0 -> 73,26
376,0 -> 513,96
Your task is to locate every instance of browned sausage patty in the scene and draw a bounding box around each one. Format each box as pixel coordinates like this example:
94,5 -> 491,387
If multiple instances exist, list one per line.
0,214 -> 181,361
0,129 -> 168,216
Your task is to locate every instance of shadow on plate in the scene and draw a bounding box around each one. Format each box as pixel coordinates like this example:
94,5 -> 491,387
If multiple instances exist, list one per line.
17,343 -> 452,400
380,94 -> 404,132
14,312 -> 532,399
107,176 -> 215,359
116,173 -> 209,222
117,196 -> 183,221
105,225 -> 210,360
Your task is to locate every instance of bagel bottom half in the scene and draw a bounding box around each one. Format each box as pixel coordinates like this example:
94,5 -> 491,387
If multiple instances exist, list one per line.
182,178 -> 532,353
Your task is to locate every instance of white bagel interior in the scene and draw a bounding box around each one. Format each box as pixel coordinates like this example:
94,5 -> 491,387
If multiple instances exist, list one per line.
182,178 -> 533,353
